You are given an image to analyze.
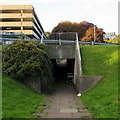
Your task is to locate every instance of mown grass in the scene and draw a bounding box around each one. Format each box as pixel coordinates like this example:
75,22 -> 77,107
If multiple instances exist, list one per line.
80,45 -> 119,118
0,45 -> 2,51
2,74 -> 46,118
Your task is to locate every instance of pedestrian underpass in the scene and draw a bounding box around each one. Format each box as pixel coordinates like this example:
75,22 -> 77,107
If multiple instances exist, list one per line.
47,33 -> 103,94
51,59 -> 75,84
18,32 -> 103,94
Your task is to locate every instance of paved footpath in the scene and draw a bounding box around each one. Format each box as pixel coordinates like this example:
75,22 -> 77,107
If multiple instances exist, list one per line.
34,82 -> 92,118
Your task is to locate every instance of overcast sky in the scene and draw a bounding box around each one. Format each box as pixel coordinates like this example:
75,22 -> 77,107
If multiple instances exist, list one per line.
0,0 -> 119,34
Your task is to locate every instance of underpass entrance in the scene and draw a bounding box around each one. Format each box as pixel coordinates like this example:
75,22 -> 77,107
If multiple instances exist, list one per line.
51,59 -> 75,84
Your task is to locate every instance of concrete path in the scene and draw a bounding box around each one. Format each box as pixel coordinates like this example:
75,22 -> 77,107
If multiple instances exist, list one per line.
34,82 -> 92,118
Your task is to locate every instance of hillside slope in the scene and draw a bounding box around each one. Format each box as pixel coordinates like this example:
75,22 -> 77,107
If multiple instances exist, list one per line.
2,74 -> 45,118
80,45 -> 118,118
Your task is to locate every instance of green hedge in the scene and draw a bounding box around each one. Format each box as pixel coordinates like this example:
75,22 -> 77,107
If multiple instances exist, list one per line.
2,41 -> 53,92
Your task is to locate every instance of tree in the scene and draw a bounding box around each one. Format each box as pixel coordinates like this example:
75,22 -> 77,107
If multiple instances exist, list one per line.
107,35 -> 120,44
81,26 -> 105,43
52,21 -> 94,40
45,31 -> 51,38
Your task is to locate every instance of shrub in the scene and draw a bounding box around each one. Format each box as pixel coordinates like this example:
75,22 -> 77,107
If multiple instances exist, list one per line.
2,40 -> 53,92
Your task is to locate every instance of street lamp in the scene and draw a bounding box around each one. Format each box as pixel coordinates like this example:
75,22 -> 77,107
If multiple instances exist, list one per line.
94,25 -> 96,43
92,25 -> 96,45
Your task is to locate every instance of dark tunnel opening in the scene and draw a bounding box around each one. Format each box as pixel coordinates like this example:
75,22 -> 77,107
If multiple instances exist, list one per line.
51,59 -> 75,84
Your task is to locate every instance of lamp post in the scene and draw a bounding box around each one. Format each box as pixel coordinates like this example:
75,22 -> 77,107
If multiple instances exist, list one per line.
94,25 -> 96,43
92,25 -> 96,45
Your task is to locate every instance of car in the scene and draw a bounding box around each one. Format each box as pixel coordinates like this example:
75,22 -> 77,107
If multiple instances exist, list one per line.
4,41 -> 13,45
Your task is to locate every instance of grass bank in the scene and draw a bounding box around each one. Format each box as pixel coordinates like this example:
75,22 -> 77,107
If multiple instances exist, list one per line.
80,45 -> 118,118
0,45 -> 2,51
2,74 -> 45,118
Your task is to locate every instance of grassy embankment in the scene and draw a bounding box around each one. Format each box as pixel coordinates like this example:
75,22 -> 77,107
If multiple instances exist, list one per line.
0,46 -> 1,51
1,45 -> 119,118
2,74 -> 46,118
80,45 -> 119,118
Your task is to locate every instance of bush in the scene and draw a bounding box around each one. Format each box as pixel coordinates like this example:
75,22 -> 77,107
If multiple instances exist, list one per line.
3,40 -> 53,92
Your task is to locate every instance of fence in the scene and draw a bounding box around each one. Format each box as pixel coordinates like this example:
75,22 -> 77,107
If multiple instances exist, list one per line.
0,31 -> 119,45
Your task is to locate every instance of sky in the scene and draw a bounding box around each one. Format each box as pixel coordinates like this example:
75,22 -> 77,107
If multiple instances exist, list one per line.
0,0 -> 119,34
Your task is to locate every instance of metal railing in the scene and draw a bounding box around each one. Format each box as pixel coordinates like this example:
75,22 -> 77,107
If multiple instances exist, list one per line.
1,38 -> 119,45
0,31 -> 119,45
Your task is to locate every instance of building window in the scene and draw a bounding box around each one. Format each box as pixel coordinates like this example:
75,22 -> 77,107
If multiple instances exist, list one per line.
0,18 -> 21,22
23,10 -> 33,13
23,18 -> 33,22
23,26 -> 32,30
1,27 -> 21,30
0,10 -> 21,13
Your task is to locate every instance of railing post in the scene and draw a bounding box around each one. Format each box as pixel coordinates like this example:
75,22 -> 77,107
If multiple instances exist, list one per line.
58,33 -> 62,45
59,39 -> 61,45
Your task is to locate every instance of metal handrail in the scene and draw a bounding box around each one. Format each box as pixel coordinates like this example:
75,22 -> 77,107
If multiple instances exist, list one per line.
0,38 -> 119,45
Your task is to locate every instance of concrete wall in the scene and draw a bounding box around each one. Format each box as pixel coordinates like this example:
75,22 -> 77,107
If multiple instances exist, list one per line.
48,44 -> 103,94
24,76 -> 53,93
24,76 -> 41,93
74,75 -> 103,94
48,45 -> 75,59
74,46 -> 82,91
73,44 -> 103,94
78,76 -> 103,93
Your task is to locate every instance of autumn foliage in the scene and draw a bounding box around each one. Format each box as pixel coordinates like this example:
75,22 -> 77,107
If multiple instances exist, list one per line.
82,26 -> 105,43
52,21 -> 105,42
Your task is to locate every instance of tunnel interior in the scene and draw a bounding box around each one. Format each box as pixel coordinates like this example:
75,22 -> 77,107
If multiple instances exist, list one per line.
51,59 -> 75,84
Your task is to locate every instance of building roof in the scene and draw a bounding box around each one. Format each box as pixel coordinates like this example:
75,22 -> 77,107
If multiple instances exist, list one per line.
0,5 -> 33,10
